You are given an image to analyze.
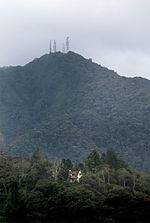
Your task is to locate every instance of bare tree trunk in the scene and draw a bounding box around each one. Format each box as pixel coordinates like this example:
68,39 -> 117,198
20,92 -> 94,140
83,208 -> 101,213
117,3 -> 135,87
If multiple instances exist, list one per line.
107,168 -> 110,184
3,182 -> 7,194
102,170 -> 106,187
123,179 -> 126,187
133,175 -> 136,191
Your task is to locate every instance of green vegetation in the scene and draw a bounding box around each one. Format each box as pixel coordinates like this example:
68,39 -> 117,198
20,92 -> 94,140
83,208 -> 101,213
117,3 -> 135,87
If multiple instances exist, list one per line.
0,149 -> 150,223
1,52 -> 150,169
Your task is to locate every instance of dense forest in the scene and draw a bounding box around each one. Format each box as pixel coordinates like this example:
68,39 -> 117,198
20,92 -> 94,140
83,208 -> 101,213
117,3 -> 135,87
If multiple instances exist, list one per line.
0,148 -> 150,223
1,52 -> 150,169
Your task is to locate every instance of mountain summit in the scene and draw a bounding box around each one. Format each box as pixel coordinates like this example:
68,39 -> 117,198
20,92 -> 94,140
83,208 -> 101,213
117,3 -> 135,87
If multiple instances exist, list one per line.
0,51 -> 150,169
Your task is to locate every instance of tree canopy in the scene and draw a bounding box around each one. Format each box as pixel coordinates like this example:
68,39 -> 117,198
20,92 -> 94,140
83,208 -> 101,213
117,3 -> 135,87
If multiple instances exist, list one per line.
0,149 -> 150,222
1,52 -> 150,169
85,149 -> 101,171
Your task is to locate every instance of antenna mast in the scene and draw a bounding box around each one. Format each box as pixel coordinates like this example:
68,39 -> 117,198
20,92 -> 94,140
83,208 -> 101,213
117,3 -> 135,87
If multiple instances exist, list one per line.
66,36 -> 69,52
49,40 -> 52,54
62,43 -> 65,53
53,40 -> 56,52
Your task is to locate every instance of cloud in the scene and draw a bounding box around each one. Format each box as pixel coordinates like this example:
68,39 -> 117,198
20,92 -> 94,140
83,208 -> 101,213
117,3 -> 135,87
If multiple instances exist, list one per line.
0,0 -> 150,79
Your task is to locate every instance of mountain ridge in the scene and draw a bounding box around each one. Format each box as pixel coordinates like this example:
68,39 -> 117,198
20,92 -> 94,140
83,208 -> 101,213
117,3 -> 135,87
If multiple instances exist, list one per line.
0,51 -> 150,169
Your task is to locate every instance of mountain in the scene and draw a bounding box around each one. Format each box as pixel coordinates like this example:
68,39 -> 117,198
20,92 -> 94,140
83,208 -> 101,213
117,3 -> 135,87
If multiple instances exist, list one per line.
0,51 -> 150,169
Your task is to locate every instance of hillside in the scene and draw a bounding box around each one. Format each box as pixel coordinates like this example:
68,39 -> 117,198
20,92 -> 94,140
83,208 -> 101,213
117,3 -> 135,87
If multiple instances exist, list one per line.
0,51 -> 150,169
0,149 -> 150,222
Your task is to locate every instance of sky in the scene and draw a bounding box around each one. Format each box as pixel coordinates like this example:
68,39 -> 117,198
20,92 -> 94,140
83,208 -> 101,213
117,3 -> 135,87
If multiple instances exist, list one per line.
0,0 -> 150,79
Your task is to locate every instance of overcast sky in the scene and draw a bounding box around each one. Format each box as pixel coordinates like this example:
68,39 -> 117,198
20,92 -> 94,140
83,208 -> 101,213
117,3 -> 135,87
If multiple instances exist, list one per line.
0,0 -> 150,79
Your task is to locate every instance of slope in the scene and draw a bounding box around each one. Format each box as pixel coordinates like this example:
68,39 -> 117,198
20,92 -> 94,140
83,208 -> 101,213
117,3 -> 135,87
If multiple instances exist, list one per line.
0,51 -> 150,169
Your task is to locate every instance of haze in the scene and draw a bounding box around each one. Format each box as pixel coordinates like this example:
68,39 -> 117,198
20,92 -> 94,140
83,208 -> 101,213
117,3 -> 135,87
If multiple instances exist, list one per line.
0,0 -> 150,79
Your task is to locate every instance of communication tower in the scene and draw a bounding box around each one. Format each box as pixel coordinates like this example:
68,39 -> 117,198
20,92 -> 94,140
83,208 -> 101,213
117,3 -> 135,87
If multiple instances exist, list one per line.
66,37 -> 69,52
53,40 -> 56,52
62,43 -> 65,53
49,40 -> 52,54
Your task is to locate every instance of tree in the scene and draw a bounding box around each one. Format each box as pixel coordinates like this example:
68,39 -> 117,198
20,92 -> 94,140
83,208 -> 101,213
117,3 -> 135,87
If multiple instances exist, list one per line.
85,149 -> 101,172
73,162 -> 85,172
57,159 -> 73,182
30,148 -> 43,165
103,148 -> 128,170
117,168 -> 132,187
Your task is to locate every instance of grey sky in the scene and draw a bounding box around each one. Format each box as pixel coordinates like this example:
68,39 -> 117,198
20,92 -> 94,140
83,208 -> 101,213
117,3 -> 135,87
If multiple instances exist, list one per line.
0,0 -> 150,79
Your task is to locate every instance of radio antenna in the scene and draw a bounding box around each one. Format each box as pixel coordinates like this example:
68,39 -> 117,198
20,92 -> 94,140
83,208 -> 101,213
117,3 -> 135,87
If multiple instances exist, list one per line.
53,40 -> 56,52
62,43 -> 65,53
49,40 -> 52,54
66,36 -> 69,52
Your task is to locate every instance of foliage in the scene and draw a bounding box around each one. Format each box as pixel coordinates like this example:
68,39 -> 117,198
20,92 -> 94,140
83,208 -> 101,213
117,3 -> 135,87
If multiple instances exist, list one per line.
85,149 -> 101,171
0,149 -> 150,222
101,148 -> 128,170
57,158 -> 73,182
1,52 -> 150,169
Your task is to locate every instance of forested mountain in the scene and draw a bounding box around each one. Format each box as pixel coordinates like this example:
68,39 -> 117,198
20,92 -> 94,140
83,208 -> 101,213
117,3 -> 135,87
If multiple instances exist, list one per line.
0,51 -> 150,169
